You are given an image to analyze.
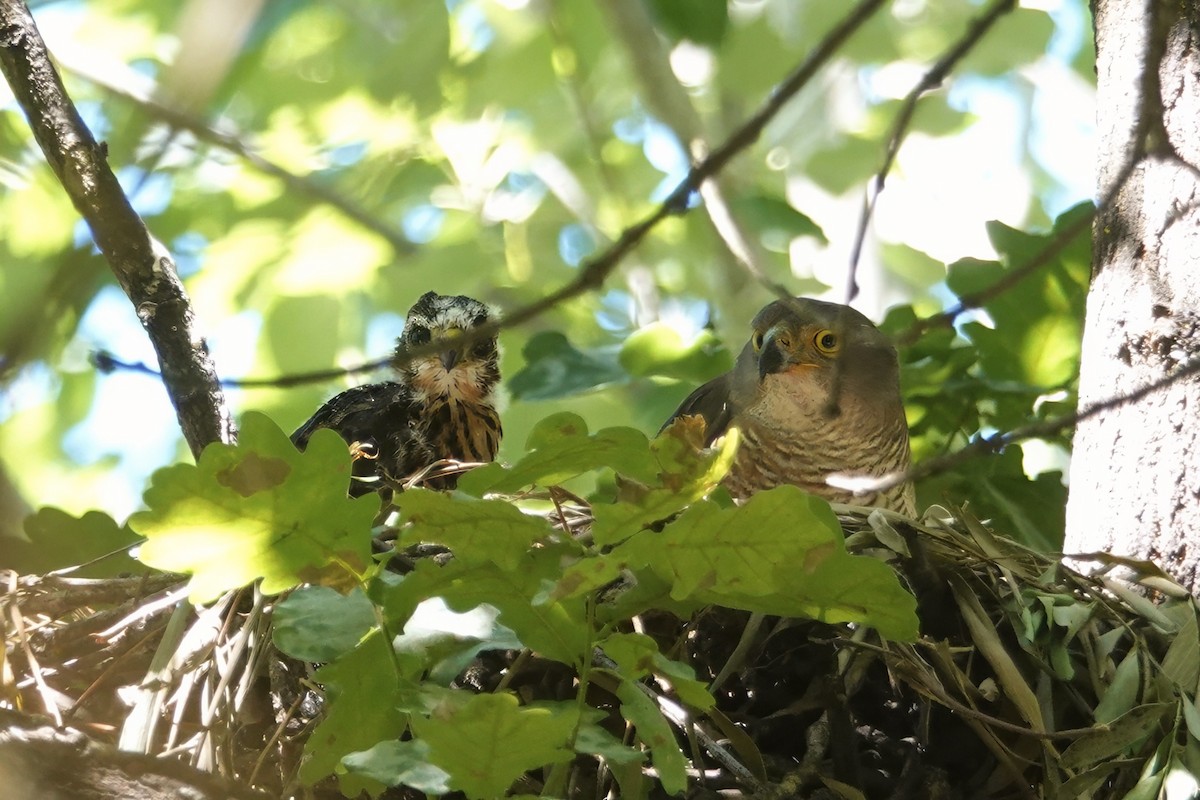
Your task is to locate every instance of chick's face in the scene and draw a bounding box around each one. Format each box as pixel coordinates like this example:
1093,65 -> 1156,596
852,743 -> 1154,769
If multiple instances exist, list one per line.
399,292 -> 499,403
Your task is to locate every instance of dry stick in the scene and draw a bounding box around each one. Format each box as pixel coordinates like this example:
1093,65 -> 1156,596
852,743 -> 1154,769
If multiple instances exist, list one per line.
67,65 -> 417,257
0,0 -> 233,456
6,573 -> 63,726
91,349 -> 390,389
93,0 -> 890,391
600,0 -> 789,300
850,75 -> 1157,491
905,0 -> 1170,346
897,138 -> 1142,349
11,573 -> 182,619
834,156 -> 1149,494
844,0 -> 1017,303
827,0 -> 1016,421
63,618 -> 170,722
246,691 -> 306,789
430,0 -> 886,347
545,1 -> 674,327
863,354 -> 1200,495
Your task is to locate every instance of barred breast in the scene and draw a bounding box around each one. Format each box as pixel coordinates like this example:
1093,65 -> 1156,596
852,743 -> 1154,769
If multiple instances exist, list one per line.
725,410 -> 914,515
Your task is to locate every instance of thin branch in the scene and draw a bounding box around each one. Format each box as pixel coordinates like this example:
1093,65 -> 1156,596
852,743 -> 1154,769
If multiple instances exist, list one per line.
599,0 -> 788,298
6,572 -> 63,726
67,64 -> 418,257
895,150 -> 1141,348
847,355 -> 1200,495
845,0 -> 1017,302
487,0 -> 890,342
0,0 -> 233,456
94,0 -> 890,390
91,349 -> 390,389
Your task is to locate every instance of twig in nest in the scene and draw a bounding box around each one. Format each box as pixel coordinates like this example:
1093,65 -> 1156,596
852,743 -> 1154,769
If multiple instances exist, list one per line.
709,611 -> 766,693
64,620 -> 171,722
6,572 -> 62,725
592,652 -> 767,794
6,573 -> 183,620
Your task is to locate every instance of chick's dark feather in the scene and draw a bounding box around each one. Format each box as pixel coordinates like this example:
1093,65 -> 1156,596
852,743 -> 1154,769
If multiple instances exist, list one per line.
291,382 -> 433,496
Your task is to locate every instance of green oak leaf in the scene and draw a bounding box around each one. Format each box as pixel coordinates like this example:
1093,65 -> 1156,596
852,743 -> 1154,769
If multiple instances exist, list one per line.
618,323 -> 733,383
592,568 -> 702,624
300,631 -> 414,786
342,740 -> 451,794
549,551 -> 627,602
411,693 -> 579,799
617,488 -> 842,598
506,331 -> 626,401
731,194 -> 828,249
601,631 -> 659,680
130,412 -> 375,602
946,203 -> 1090,388
614,675 -> 687,795
399,552 -> 590,666
645,0 -> 727,46
394,488 -> 554,570
272,585 -> 376,663
11,507 -> 145,577
458,412 -> 660,495
592,416 -> 738,546
602,632 -> 714,711
574,724 -> 645,766
701,550 -> 919,641
615,486 -> 919,641
960,8 -> 1054,75
651,652 -> 715,711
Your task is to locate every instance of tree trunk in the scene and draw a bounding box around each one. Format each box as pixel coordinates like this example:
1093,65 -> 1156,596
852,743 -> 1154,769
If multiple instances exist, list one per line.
1065,2 -> 1200,590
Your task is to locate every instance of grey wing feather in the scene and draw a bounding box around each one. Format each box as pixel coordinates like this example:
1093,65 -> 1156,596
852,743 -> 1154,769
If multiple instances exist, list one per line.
659,373 -> 733,446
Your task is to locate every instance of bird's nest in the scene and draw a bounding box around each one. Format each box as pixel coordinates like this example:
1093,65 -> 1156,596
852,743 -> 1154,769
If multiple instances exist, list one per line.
2,497 -> 1196,799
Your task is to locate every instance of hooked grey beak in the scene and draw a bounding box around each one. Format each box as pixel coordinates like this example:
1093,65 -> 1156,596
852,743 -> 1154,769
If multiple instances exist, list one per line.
440,349 -> 460,371
757,332 -> 786,380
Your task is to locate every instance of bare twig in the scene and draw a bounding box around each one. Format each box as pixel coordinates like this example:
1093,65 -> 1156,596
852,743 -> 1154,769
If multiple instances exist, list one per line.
91,349 -> 390,389
382,0 -> 894,371
848,355 -> 1200,495
0,0 -> 233,456
63,619 -> 170,721
67,65 -> 418,257
599,0 -> 791,298
845,0 -> 1017,302
6,573 -> 62,725
7,573 -> 182,619
93,0 -> 890,390
897,94 -> 1144,348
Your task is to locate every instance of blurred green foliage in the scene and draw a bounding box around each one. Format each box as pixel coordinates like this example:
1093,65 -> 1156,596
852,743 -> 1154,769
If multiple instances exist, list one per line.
0,0 -> 1096,553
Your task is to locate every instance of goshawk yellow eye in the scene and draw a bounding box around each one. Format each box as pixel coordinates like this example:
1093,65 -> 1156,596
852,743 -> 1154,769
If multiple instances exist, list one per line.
813,329 -> 839,354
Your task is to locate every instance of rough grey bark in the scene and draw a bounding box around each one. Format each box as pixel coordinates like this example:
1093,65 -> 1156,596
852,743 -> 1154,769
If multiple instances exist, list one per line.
1066,1 -> 1200,590
0,709 -> 267,800
0,0 -> 234,457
